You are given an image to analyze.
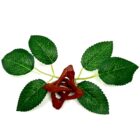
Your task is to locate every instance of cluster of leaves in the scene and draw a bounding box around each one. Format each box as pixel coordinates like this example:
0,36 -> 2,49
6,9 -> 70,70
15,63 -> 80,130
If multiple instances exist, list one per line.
1,35 -> 138,114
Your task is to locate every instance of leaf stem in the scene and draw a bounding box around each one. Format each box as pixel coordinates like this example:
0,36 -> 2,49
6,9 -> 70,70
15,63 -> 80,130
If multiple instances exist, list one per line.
34,67 -> 98,82
47,77 -> 54,83
77,68 -> 84,78
75,73 -> 98,80
51,64 -> 55,75
34,67 -> 59,78
48,65 -> 55,83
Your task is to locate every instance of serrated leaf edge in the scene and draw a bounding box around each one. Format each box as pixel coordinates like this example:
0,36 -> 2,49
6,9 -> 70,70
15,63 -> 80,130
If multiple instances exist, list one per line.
17,79 -> 47,112
81,41 -> 113,71
78,81 -> 109,115
99,57 -> 139,86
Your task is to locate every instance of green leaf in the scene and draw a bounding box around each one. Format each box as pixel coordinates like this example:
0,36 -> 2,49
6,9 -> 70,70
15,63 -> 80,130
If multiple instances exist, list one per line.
29,35 -> 58,64
81,41 -> 113,71
17,79 -> 47,111
2,49 -> 34,75
99,57 -> 139,85
78,81 -> 109,114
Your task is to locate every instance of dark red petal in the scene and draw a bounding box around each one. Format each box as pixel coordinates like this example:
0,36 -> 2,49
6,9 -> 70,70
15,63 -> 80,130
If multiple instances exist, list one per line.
43,65 -> 84,109
51,92 -> 65,109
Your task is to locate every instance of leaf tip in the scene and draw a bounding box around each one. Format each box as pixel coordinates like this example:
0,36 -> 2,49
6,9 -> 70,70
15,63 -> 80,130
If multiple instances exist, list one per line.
135,64 -> 139,70
16,104 -> 31,112
104,109 -> 109,115
107,40 -> 113,50
16,106 -> 22,112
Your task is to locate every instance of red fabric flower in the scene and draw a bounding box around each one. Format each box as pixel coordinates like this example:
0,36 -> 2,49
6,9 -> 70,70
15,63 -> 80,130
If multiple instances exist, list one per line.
44,65 -> 83,109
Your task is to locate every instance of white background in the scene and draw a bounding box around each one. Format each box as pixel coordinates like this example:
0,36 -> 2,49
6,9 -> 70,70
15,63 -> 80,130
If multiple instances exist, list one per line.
0,0 -> 140,140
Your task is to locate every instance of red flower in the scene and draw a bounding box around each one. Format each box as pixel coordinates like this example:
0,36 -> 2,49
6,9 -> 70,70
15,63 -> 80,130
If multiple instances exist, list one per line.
44,65 -> 83,109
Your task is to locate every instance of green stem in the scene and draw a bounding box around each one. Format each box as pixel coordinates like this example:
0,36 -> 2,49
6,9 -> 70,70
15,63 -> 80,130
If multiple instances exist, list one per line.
48,65 -> 55,83
34,67 -> 59,78
47,77 -> 54,83
34,67 -> 98,81
51,65 -> 55,75
75,73 -> 98,80
77,68 -> 83,78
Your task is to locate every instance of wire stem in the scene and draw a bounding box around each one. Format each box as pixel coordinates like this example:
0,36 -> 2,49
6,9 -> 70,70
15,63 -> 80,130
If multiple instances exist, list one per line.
34,67 -> 59,78
51,65 -> 55,75
47,77 -> 54,83
75,73 -> 98,80
77,68 -> 84,78
34,67 -> 98,82
47,65 -> 55,83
